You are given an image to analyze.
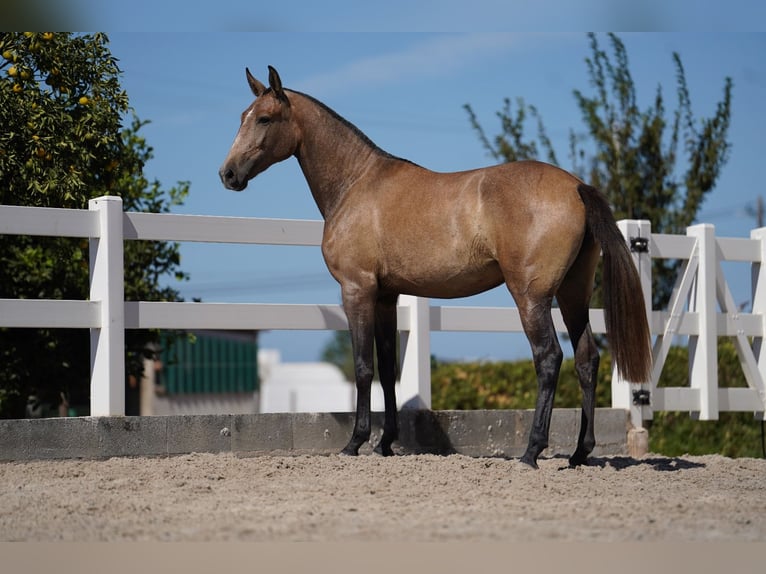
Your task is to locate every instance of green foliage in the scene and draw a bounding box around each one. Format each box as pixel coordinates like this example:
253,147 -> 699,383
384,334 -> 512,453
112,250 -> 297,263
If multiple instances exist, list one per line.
432,352 -> 613,411
432,340 -> 764,458
464,98 -> 557,165
320,330 -> 401,383
0,33 -> 189,417
0,32 -> 128,205
648,411 -> 763,459
465,33 -> 733,310
649,340 -> 764,458
321,331 -> 355,382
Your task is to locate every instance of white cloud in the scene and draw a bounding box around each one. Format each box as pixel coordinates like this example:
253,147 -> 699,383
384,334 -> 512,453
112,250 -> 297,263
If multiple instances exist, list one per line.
297,33 -> 521,97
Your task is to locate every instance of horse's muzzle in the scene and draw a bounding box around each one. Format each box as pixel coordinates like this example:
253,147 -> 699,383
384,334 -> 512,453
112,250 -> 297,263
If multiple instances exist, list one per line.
220,167 -> 247,191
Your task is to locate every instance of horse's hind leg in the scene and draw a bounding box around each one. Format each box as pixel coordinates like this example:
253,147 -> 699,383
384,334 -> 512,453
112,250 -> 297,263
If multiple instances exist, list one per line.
557,246 -> 601,466
515,294 -> 563,469
373,294 -> 399,456
559,304 -> 599,466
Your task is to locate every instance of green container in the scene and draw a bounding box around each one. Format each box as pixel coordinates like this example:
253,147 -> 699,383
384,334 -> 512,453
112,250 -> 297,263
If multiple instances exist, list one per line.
159,330 -> 258,395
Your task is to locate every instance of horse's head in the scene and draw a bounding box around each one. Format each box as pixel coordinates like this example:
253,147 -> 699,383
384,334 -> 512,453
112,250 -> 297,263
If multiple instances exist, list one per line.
220,66 -> 298,191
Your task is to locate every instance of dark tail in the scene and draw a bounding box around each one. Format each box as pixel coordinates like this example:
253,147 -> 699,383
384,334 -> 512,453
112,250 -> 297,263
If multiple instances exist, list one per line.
577,184 -> 652,383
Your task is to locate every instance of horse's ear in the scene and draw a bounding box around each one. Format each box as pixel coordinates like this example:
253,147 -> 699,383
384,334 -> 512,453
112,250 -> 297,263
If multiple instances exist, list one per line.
246,67 -> 267,97
267,65 -> 289,105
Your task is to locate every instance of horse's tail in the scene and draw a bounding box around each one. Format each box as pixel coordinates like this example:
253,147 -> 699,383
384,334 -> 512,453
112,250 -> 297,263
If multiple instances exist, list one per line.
577,184 -> 652,383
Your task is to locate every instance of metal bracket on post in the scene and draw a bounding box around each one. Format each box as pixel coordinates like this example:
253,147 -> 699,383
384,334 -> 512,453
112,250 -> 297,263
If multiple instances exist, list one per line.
632,389 -> 651,406
89,196 -> 125,416
630,236 -> 649,253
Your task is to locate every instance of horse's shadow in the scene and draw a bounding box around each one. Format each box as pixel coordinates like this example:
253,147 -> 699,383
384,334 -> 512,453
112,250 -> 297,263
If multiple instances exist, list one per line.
559,455 -> 706,472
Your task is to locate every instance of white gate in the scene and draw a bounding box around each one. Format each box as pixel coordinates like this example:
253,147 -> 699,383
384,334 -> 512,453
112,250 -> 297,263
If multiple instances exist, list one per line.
613,221 -> 766,426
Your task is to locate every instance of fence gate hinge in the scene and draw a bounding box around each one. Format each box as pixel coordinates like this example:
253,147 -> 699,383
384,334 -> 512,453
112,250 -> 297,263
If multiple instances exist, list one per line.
630,236 -> 649,253
632,389 -> 651,406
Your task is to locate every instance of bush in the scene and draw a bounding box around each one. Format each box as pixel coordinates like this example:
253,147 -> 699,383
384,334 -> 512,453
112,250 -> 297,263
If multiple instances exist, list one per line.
431,340 -> 765,458
431,353 -> 613,411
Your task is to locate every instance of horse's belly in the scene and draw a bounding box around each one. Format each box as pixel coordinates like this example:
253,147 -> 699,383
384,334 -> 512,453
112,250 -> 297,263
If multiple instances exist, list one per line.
380,261 -> 505,299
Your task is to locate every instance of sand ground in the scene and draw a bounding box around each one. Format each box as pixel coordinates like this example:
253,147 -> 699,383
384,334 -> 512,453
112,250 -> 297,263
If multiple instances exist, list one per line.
1,452 -> 764,542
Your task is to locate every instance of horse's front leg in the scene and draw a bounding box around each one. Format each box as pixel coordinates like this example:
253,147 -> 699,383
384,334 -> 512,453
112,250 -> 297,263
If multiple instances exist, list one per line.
373,294 -> 399,456
340,283 -> 377,456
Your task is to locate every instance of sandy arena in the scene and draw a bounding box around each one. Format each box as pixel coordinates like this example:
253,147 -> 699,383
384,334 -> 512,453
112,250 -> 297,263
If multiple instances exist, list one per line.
1,452 -> 765,542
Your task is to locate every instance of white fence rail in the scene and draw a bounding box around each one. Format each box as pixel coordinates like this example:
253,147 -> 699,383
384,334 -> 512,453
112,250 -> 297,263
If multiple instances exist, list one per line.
1,196 -> 765,423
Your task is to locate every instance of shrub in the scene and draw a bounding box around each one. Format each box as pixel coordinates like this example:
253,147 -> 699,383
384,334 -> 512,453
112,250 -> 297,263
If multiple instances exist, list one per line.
431,340 -> 765,458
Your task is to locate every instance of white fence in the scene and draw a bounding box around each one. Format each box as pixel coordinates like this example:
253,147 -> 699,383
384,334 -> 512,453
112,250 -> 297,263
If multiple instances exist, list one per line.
1,196 -> 765,424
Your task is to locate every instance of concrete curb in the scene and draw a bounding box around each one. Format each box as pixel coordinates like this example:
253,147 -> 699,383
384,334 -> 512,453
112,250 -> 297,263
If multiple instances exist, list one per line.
0,408 -> 629,461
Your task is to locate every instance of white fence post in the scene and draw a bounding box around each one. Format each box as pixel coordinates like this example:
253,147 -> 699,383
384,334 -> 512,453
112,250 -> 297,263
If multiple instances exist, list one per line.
398,295 -> 431,409
750,227 -> 766,418
613,219 -> 653,427
88,196 -> 125,416
687,223 -> 718,420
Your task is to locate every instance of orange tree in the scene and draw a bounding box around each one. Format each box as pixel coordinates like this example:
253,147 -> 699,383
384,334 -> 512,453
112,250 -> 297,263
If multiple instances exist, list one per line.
0,32 -> 188,417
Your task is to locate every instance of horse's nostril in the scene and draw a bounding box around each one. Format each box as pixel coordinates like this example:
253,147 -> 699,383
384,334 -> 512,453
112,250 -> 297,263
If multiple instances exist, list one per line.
220,167 -> 238,187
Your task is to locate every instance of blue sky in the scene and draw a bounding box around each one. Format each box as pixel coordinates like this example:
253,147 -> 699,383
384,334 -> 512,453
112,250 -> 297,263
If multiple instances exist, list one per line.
53,1 -> 766,32
105,32 -> 766,363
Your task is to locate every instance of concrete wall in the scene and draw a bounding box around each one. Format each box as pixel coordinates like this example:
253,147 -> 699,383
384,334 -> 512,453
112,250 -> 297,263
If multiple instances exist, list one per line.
0,408 -> 628,461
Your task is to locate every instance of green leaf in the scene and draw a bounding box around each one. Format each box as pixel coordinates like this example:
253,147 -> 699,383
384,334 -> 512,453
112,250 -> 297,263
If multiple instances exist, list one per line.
0,33 -> 190,418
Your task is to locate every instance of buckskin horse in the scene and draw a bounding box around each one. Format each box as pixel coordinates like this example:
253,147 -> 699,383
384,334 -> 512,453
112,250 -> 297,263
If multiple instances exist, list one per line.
220,66 -> 652,468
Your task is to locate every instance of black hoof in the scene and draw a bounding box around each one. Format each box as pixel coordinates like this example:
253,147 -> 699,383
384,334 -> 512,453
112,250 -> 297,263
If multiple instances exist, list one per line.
519,455 -> 539,470
373,442 -> 394,457
340,443 -> 361,456
568,451 -> 589,467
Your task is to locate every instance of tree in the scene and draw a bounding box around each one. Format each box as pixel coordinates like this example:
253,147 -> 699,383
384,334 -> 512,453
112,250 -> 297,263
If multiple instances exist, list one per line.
0,32 -> 188,417
465,33 -> 733,310
321,331 -> 355,382
320,330 -> 403,383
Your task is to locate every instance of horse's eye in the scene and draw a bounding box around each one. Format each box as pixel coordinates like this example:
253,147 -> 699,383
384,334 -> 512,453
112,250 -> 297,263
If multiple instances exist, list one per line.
256,116 -> 271,125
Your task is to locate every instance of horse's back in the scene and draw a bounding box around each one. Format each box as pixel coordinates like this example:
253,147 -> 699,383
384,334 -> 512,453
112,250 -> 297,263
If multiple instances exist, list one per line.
476,160 -> 585,206
387,159 -> 587,221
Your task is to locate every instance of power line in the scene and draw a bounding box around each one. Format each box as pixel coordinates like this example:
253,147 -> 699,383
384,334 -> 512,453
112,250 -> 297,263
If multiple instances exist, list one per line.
179,272 -> 337,297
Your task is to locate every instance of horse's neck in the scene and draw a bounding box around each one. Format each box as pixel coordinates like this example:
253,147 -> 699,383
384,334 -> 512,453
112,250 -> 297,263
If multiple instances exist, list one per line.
292,94 -> 384,220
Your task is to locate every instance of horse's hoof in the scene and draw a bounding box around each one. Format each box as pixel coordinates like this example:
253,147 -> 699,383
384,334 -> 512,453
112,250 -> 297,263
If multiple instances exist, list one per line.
568,453 -> 589,467
373,443 -> 394,457
519,455 -> 539,470
339,446 -> 360,456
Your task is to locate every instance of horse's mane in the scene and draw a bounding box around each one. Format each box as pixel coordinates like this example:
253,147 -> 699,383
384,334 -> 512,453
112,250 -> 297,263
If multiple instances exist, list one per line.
288,89 -> 419,167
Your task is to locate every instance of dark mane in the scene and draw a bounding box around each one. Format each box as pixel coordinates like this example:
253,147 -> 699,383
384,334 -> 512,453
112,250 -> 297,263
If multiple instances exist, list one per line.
287,89 -> 419,167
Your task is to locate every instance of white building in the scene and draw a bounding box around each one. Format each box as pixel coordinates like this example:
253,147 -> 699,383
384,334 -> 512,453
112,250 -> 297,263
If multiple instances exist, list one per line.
258,350 -> 392,413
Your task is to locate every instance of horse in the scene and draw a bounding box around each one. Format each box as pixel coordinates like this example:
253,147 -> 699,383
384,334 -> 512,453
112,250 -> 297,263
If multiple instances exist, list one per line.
220,66 -> 652,468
